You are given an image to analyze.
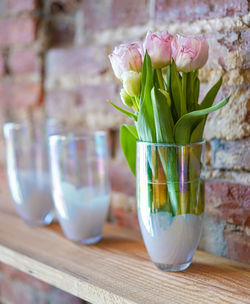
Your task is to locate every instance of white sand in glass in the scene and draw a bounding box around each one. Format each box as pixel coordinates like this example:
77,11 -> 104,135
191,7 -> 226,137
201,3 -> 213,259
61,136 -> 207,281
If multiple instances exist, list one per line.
139,212 -> 203,265
54,182 -> 110,242
8,170 -> 54,222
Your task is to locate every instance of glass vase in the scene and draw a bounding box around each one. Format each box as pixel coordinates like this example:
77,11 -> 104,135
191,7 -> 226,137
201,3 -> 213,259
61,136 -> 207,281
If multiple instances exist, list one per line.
137,140 -> 206,272
3,122 -> 54,226
49,131 -> 110,245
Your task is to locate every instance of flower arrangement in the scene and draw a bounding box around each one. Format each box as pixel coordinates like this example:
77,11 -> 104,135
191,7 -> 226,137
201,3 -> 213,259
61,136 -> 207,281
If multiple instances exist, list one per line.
108,31 -> 229,216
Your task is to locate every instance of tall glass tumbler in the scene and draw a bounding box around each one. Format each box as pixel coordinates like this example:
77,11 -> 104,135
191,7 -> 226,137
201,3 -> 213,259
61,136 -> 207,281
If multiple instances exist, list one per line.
3,122 -> 54,226
137,141 -> 206,271
49,131 -> 110,244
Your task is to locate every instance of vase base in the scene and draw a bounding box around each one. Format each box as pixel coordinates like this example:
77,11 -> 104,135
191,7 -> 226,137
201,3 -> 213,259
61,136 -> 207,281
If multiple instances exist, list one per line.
154,261 -> 192,272
75,234 -> 102,245
23,212 -> 54,227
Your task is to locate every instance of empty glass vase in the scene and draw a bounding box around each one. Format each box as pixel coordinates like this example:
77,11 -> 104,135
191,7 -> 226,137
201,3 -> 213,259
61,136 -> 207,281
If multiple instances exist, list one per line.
137,141 -> 206,272
49,131 -> 110,245
3,122 -> 54,226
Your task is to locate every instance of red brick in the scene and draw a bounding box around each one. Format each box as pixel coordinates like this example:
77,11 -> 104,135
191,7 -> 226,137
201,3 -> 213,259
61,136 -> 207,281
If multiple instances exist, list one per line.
155,0 -> 248,24
111,206 -> 139,230
0,81 -> 42,107
51,287 -> 83,304
9,49 -> 40,74
46,46 -> 107,77
110,163 -> 136,197
224,231 -> 250,264
81,0 -> 149,31
46,84 -> 120,128
0,263 -> 51,292
48,0 -> 79,14
0,278 -> 35,304
0,0 -> 38,15
0,17 -> 37,47
0,52 -> 5,77
210,138 -> 250,171
47,16 -> 75,47
205,181 -> 250,227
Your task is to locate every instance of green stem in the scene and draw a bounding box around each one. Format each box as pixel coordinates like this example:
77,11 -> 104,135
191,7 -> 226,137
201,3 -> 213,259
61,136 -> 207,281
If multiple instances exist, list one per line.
133,96 -> 140,112
156,69 -> 165,90
182,72 -> 187,116
188,72 -> 194,111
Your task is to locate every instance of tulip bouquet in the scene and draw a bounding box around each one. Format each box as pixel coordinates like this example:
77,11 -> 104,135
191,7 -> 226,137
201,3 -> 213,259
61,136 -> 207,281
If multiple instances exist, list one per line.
108,31 -> 229,216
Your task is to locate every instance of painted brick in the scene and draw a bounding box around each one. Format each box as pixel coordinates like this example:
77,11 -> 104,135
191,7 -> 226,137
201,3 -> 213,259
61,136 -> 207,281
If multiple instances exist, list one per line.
0,0 -> 38,15
47,16 -> 75,47
155,0 -> 248,24
224,231 -> 250,264
8,49 -> 40,74
81,0 -> 149,31
198,215 -> 227,257
204,87 -> 250,141
205,180 -> 250,227
0,17 -> 37,47
210,138 -> 250,171
240,29 -> 250,69
46,46 -> 107,77
0,81 -> 42,107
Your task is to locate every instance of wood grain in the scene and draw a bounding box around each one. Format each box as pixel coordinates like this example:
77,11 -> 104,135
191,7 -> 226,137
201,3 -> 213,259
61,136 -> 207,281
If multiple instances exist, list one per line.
0,196 -> 249,304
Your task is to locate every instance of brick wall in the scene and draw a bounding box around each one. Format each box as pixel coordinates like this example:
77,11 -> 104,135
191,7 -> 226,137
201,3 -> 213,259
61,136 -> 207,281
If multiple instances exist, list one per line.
0,0 -> 249,302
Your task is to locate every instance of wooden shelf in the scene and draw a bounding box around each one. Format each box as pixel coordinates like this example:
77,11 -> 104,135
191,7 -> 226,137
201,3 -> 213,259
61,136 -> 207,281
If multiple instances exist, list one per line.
0,198 -> 249,304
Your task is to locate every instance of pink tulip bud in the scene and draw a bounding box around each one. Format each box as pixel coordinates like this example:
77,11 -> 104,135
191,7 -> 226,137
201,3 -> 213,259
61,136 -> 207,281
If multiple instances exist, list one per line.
171,34 -> 209,72
143,31 -> 173,69
109,42 -> 143,79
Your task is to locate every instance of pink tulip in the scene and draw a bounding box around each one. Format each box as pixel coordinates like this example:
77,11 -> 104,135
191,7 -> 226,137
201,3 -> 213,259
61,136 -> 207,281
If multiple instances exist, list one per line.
143,31 -> 173,69
109,42 -> 143,79
171,34 -> 209,72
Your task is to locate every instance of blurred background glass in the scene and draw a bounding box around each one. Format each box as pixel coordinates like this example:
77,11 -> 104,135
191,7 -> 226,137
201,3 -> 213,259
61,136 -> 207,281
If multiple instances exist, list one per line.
3,121 -> 54,226
49,131 -> 110,244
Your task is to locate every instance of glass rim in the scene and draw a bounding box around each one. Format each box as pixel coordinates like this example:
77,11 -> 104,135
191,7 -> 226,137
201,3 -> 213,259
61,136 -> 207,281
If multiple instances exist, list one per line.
49,130 -> 107,142
136,139 -> 206,148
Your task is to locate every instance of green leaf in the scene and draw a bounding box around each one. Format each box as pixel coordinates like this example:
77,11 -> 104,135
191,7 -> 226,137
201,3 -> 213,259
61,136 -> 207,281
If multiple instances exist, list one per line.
137,52 -> 156,142
190,118 -> 205,143
190,77 -> 223,143
174,96 -> 230,144
199,77 -> 222,109
170,61 -> 186,117
108,100 -> 137,121
151,87 -> 174,144
120,124 -> 138,176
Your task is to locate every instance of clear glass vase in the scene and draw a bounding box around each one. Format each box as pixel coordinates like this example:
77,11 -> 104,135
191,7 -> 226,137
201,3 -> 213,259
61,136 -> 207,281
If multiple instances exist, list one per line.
3,122 -> 54,226
137,140 -> 206,272
49,131 -> 110,245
